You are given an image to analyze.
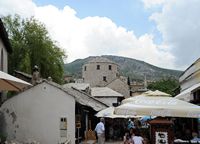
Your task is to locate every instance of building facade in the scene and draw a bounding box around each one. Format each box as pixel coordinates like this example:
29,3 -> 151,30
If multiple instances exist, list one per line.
179,58 -> 200,91
176,58 -> 200,103
91,87 -> 123,106
82,57 -> 119,87
0,18 -> 12,72
1,80 -> 107,144
1,81 -> 76,144
82,56 -> 130,97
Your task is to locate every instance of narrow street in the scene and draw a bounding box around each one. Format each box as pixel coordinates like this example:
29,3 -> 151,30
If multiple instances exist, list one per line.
105,141 -> 123,144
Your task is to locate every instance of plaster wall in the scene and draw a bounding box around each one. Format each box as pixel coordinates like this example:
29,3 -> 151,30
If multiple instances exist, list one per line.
94,97 -> 118,106
1,83 -> 75,144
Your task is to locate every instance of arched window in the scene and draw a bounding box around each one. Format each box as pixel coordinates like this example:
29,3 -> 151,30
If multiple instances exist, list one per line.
1,49 -> 3,71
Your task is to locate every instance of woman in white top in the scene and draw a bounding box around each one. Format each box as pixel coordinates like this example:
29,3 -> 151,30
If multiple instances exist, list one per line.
131,130 -> 144,144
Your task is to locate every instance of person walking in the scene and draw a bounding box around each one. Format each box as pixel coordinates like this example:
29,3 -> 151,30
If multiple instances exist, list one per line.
131,130 -> 144,144
95,118 -> 105,144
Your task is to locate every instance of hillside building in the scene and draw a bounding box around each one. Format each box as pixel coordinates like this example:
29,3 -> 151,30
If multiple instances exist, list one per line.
82,57 -> 130,97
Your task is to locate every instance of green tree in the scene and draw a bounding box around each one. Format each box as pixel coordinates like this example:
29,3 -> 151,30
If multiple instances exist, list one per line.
3,15 -> 65,84
147,78 -> 179,96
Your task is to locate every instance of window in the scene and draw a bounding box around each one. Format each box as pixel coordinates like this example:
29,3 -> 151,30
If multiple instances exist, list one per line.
97,65 -> 100,70
193,90 -> 200,101
103,76 -> 107,82
84,66 -> 87,71
109,65 -> 112,70
1,49 -> 3,71
60,117 -> 67,137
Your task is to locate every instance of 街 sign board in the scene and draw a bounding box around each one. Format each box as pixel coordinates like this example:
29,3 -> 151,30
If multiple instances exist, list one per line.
156,132 -> 168,144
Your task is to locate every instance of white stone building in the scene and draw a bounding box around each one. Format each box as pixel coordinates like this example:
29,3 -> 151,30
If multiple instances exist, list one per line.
91,87 -> 123,106
106,76 -> 130,98
176,58 -> 200,103
82,57 -> 119,87
82,56 -> 130,97
1,80 -> 107,144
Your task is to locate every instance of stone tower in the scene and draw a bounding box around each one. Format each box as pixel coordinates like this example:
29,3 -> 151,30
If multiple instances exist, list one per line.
82,57 -> 119,87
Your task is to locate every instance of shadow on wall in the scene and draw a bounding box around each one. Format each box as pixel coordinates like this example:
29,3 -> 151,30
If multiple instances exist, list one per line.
0,111 -> 7,142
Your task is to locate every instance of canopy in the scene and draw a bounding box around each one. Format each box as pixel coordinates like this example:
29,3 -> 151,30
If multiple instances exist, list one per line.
0,70 -> 32,91
123,90 -> 171,104
114,95 -> 200,118
95,106 -> 141,118
145,90 -> 171,97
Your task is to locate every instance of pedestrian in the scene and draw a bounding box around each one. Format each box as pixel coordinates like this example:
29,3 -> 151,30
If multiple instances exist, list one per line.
191,132 -> 200,142
95,118 -> 105,144
131,130 -> 144,144
127,119 -> 135,130
123,130 -> 133,144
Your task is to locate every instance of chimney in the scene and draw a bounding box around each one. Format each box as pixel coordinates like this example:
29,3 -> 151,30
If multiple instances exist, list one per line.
48,76 -> 52,82
31,65 -> 41,85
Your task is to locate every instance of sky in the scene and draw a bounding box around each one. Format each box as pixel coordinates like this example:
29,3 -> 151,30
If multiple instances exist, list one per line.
0,0 -> 200,70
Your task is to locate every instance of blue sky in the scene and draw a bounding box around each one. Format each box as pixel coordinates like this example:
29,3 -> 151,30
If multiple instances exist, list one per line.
1,0 -> 200,70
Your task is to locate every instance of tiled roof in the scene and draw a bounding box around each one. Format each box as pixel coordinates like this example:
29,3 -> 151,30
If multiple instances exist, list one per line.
91,87 -> 123,97
63,83 -> 90,91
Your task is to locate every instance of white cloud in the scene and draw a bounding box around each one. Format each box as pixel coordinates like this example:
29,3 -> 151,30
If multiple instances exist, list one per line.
0,0 -> 176,69
0,0 -> 36,17
150,0 -> 200,69
142,0 -> 165,9
34,5 -> 175,68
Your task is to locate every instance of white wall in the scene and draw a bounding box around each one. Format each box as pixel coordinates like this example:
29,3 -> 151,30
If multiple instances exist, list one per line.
0,38 -> 8,72
95,97 -> 118,106
1,82 -> 75,144
180,59 -> 200,91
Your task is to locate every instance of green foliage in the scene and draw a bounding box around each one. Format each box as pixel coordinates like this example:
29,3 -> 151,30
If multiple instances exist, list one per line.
147,78 -> 180,96
3,15 -> 65,84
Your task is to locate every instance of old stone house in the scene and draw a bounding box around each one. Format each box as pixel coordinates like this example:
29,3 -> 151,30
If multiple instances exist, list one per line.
82,56 -> 130,97
82,57 -> 120,87
1,80 -> 107,144
91,87 -> 123,106
106,77 -> 130,98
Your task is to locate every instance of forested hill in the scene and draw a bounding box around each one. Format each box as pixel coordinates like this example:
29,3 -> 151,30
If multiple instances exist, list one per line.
64,55 -> 182,81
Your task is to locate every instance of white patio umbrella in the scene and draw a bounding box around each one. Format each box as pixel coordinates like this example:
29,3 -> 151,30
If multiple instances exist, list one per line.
114,95 -> 200,118
122,90 -> 171,104
95,106 -> 141,118
145,90 -> 171,97
0,70 -> 32,91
